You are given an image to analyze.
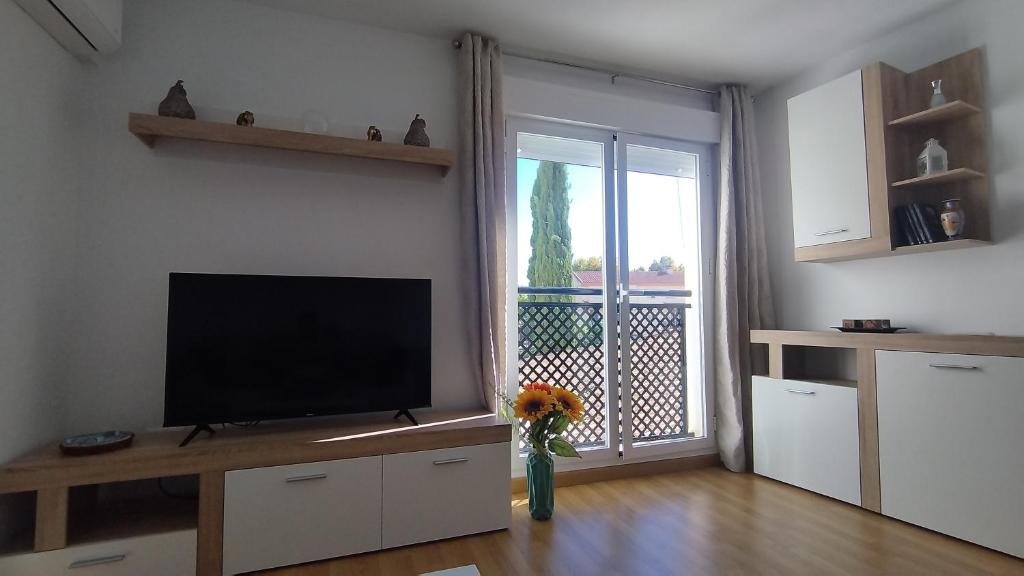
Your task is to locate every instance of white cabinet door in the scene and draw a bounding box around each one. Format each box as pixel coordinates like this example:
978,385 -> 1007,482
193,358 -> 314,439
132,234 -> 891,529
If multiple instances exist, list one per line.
788,70 -> 871,248
222,457 -> 382,575
382,443 -> 510,548
0,530 -> 196,576
752,376 -> 861,505
877,351 -> 1024,558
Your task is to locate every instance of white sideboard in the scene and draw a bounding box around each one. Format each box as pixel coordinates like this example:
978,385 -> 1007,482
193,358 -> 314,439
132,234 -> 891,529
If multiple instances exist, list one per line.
750,330 -> 1024,559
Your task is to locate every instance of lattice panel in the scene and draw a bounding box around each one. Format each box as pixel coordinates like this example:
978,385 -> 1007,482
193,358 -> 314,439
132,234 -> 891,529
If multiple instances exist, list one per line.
627,304 -> 689,442
518,302 -> 606,450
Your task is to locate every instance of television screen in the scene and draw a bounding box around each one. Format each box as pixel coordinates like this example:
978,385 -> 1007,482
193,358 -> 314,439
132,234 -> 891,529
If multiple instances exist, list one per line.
163,273 -> 431,426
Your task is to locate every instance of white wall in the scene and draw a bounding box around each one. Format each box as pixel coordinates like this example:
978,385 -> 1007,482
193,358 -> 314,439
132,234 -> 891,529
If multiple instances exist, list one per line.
756,0 -> 1024,335
0,0 -> 84,543
504,56 -> 720,143
63,0 -> 476,434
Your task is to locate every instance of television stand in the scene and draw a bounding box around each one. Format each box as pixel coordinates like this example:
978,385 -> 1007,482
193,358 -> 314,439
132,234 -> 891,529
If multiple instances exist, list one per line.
393,409 -> 419,426
179,423 -> 216,447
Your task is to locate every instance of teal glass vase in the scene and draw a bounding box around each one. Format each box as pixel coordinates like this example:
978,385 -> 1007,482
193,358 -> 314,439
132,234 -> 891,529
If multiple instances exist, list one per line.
526,451 -> 554,520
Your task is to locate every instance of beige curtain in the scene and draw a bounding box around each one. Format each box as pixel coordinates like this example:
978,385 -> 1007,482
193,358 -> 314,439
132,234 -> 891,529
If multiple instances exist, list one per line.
715,85 -> 776,472
458,33 -> 506,411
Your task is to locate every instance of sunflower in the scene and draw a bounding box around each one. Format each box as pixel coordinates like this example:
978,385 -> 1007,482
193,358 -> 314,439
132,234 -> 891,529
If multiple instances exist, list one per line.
514,389 -> 556,422
550,386 -> 584,421
523,381 -> 553,393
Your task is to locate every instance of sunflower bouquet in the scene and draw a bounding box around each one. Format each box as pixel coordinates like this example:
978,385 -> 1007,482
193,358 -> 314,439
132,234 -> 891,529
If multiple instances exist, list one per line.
505,382 -> 584,459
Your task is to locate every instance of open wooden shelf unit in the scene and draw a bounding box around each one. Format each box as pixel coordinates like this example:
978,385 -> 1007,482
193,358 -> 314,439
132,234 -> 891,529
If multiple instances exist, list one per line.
128,113 -> 455,175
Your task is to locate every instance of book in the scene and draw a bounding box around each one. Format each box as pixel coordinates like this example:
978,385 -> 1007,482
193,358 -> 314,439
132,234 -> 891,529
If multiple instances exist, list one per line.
919,203 -> 947,242
909,204 -> 932,243
895,205 -> 921,245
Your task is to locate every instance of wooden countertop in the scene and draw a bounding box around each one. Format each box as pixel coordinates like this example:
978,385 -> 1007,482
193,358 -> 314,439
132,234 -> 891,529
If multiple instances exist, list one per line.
0,410 -> 510,494
750,330 -> 1024,357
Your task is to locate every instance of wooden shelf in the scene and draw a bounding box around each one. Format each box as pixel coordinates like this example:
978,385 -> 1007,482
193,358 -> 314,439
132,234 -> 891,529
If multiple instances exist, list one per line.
888,100 -> 982,127
891,168 -> 986,188
892,238 -> 990,256
128,113 -> 455,175
68,485 -> 198,545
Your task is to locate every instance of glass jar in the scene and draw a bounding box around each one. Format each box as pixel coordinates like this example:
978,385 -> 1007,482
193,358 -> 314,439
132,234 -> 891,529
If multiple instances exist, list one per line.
930,79 -> 946,109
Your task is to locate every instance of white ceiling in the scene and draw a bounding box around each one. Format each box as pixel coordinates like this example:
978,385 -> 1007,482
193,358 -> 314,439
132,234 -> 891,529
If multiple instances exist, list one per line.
243,0 -> 957,89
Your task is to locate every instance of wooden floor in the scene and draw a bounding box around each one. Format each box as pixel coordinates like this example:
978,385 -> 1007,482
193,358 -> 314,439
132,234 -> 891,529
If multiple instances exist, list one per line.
257,467 -> 1023,576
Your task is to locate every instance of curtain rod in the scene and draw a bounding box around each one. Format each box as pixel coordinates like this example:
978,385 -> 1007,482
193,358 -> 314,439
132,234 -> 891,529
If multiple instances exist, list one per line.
452,39 -> 717,96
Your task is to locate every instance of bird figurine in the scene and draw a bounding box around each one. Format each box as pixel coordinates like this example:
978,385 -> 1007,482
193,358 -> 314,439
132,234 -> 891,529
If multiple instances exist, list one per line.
158,80 -> 196,120
366,125 -> 382,142
403,114 -> 430,147
236,111 -> 255,127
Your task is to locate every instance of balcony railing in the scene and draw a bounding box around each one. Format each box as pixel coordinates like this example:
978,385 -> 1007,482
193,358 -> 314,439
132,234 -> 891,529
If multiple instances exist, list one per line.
516,287 -> 692,452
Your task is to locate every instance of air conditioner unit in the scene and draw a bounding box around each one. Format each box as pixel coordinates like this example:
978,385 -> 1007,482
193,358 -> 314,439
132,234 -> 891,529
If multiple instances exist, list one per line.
13,0 -> 122,58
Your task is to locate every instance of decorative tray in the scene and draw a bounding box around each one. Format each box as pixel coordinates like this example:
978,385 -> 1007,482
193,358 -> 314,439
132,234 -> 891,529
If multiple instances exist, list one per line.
832,327 -> 906,334
60,430 -> 134,456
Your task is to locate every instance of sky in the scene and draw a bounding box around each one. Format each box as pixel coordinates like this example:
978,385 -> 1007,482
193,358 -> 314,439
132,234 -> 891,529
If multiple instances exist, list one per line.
515,158 -> 700,288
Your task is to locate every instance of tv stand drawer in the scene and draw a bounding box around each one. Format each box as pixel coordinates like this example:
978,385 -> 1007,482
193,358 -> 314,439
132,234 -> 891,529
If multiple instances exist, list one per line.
0,530 -> 196,576
382,443 -> 511,548
222,457 -> 382,575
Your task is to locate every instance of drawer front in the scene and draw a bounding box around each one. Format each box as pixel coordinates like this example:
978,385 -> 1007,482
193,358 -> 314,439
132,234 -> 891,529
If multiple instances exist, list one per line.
0,529 -> 196,576
753,376 -> 861,505
382,443 -> 510,548
876,351 -> 1024,558
223,456 -> 382,575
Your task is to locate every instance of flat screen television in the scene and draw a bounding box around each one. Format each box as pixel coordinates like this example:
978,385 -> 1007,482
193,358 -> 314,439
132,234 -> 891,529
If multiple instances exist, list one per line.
163,273 -> 431,429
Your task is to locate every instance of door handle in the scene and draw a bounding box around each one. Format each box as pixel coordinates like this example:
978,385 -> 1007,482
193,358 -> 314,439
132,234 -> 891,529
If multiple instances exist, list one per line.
433,457 -> 469,465
285,472 -> 328,483
929,363 -> 979,370
785,389 -> 816,395
814,228 -> 849,236
69,554 -> 127,569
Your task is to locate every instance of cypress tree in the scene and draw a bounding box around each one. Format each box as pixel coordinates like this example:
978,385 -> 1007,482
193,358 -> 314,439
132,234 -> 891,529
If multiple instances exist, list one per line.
526,161 -> 573,302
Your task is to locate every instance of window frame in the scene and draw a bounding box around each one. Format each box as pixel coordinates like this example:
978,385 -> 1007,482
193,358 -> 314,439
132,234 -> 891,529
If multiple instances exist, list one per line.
504,115 -> 718,474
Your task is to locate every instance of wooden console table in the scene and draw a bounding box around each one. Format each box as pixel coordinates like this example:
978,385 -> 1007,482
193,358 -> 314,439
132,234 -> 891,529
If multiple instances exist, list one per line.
0,410 -> 511,575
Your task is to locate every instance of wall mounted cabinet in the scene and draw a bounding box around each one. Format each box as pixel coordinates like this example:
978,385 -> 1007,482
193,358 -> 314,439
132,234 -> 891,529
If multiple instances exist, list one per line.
787,48 -> 990,262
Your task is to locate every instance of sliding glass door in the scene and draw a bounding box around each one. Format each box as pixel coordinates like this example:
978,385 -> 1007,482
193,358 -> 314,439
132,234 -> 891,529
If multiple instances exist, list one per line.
616,134 -> 715,458
506,118 -> 714,465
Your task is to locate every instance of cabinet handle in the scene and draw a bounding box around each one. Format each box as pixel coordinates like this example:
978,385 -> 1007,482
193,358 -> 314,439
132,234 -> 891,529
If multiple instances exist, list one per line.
929,363 -> 979,370
433,457 -> 469,465
785,389 -> 816,395
814,228 -> 849,236
285,472 -> 328,483
69,554 -> 126,569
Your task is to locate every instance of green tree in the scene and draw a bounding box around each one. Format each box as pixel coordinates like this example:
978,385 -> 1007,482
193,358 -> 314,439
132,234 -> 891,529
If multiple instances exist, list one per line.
572,256 -> 602,271
648,256 -> 683,274
527,161 -> 573,303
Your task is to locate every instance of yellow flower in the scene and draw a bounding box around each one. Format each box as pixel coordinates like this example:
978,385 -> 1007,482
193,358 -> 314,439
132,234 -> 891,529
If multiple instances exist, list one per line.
514,389 -> 556,422
550,387 -> 584,421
